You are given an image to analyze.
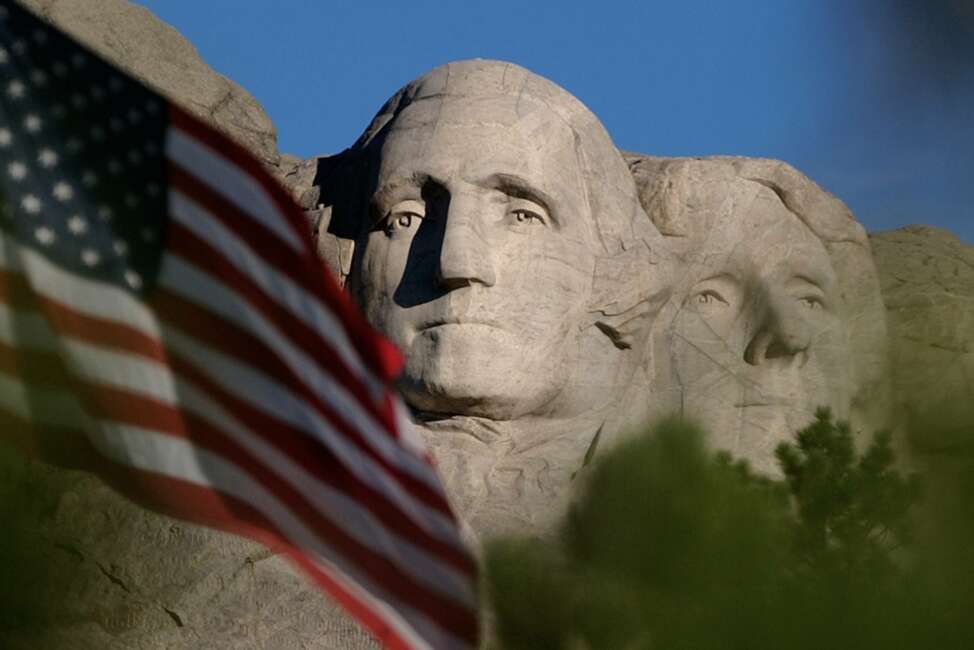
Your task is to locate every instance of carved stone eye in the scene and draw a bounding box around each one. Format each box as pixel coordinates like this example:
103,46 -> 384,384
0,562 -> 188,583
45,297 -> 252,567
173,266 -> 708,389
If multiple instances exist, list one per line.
512,209 -> 543,224
381,199 -> 426,235
695,290 -> 727,306
384,212 -> 420,234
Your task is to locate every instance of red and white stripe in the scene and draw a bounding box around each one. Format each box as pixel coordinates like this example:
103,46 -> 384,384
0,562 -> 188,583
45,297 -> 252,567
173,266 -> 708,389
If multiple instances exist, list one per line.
0,106 -> 478,650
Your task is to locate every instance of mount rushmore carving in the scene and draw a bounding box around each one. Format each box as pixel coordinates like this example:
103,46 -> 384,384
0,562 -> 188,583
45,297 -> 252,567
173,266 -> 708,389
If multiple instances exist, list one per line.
6,4 -> 971,649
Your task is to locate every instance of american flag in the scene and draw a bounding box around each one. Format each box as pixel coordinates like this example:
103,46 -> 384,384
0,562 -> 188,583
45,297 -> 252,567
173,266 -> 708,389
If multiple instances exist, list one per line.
0,2 -> 478,648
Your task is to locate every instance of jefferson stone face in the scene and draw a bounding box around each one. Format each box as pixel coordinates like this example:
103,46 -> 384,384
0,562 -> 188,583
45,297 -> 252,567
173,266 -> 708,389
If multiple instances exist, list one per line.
669,182 -> 851,473
630,156 -> 889,475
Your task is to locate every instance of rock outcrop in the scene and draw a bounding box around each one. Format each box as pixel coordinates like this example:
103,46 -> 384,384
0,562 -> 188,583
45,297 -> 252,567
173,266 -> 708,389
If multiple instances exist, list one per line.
2,3 -> 972,650
870,226 -> 974,453
19,0 -> 280,168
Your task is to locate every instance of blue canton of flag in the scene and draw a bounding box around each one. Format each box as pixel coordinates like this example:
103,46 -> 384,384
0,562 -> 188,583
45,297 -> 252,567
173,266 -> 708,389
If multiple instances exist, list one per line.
0,3 -> 166,294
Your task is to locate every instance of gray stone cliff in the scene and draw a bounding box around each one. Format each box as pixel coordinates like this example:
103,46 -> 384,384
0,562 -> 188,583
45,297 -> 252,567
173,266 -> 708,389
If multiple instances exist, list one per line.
2,3 -> 972,650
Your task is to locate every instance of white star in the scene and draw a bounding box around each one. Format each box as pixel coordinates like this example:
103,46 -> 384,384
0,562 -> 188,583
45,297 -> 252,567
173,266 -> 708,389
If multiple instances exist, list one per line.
33,29 -> 48,44
23,114 -> 42,133
141,227 -> 155,242
7,161 -> 27,181
66,138 -> 83,153
97,205 -> 113,221
107,159 -> 122,175
68,215 -> 88,235
124,193 -> 139,207
127,109 -> 142,124
29,69 -> 46,86
22,195 -> 41,214
127,150 -> 142,165
113,239 -> 129,256
52,61 -> 68,77
53,182 -> 74,202
11,40 -> 26,55
38,149 -> 58,168
0,128 -> 11,147
146,182 -> 160,196
125,270 -> 143,290
35,226 -> 55,245
0,47 -> 8,64
7,79 -> 25,99
81,249 -> 101,266
71,53 -> 86,68
82,170 -> 98,187
70,93 -> 87,109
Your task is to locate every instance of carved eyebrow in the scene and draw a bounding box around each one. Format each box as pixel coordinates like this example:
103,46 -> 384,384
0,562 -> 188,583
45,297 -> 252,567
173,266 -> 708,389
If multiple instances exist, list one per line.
372,172 -> 431,211
484,173 -> 555,215
789,271 -> 834,292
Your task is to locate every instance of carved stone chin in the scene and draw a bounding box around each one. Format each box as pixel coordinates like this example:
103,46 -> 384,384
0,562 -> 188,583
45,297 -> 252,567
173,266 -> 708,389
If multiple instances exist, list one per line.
321,59 -> 667,537
628,155 -> 890,476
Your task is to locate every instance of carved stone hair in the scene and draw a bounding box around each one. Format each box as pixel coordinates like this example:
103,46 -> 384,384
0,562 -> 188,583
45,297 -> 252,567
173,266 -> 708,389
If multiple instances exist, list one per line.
329,59 -> 662,259
627,154 -> 890,425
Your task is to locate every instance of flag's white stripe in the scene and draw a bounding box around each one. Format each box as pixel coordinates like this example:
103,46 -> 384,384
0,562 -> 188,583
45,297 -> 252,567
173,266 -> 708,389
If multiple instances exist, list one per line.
159,253 -> 443,496
0,301 -> 57,349
158,323 -> 463,550
166,127 -> 304,252
87,423 -> 472,650
173,376 -> 475,607
0,369 -> 86,428
0,299 -> 473,605
307,551 -> 436,650
169,190 -> 385,401
309,552 -> 474,650
0,238 -> 162,339
0,238 -> 463,550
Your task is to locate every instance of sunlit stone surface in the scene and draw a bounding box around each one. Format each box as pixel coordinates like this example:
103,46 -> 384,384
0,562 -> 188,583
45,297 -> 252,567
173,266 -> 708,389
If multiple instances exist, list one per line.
628,155 -> 890,475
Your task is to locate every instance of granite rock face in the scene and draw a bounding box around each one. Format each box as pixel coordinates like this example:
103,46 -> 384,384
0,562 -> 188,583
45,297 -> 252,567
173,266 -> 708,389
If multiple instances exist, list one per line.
4,3 -> 972,649
870,226 -> 974,453
19,0 -> 280,167
322,60 -> 669,538
626,155 -> 890,474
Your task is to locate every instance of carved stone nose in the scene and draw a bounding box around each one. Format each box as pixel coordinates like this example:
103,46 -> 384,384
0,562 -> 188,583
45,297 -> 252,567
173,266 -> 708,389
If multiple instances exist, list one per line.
743,299 -> 810,366
437,199 -> 496,290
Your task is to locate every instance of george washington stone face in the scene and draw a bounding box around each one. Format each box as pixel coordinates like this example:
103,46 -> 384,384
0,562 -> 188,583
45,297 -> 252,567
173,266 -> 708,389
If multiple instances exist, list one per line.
342,60 -> 664,427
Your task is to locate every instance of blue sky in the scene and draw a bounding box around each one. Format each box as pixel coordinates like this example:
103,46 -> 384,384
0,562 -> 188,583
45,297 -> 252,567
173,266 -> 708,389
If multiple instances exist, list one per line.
138,0 -> 974,242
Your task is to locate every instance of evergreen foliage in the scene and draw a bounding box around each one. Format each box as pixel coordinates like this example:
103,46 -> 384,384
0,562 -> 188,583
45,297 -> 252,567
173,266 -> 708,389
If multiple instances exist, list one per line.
486,411 -> 973,649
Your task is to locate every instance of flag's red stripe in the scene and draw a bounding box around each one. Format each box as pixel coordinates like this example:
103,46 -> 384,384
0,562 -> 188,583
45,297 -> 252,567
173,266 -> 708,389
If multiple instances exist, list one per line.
165,224 -> 453,515
167,105 -> 312,253
153,288 -> 473,572
167,162 -> 317,300
166,106 -> 405,386
23,271 -> 455,524
76,382 -> 478,638
2,267 -> 464,561
94,465 -> 467,649
163,218 -> 384,427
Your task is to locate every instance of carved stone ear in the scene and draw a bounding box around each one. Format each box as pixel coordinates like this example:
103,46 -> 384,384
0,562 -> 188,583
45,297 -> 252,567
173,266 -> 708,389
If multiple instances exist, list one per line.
586,245 -> 670,350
